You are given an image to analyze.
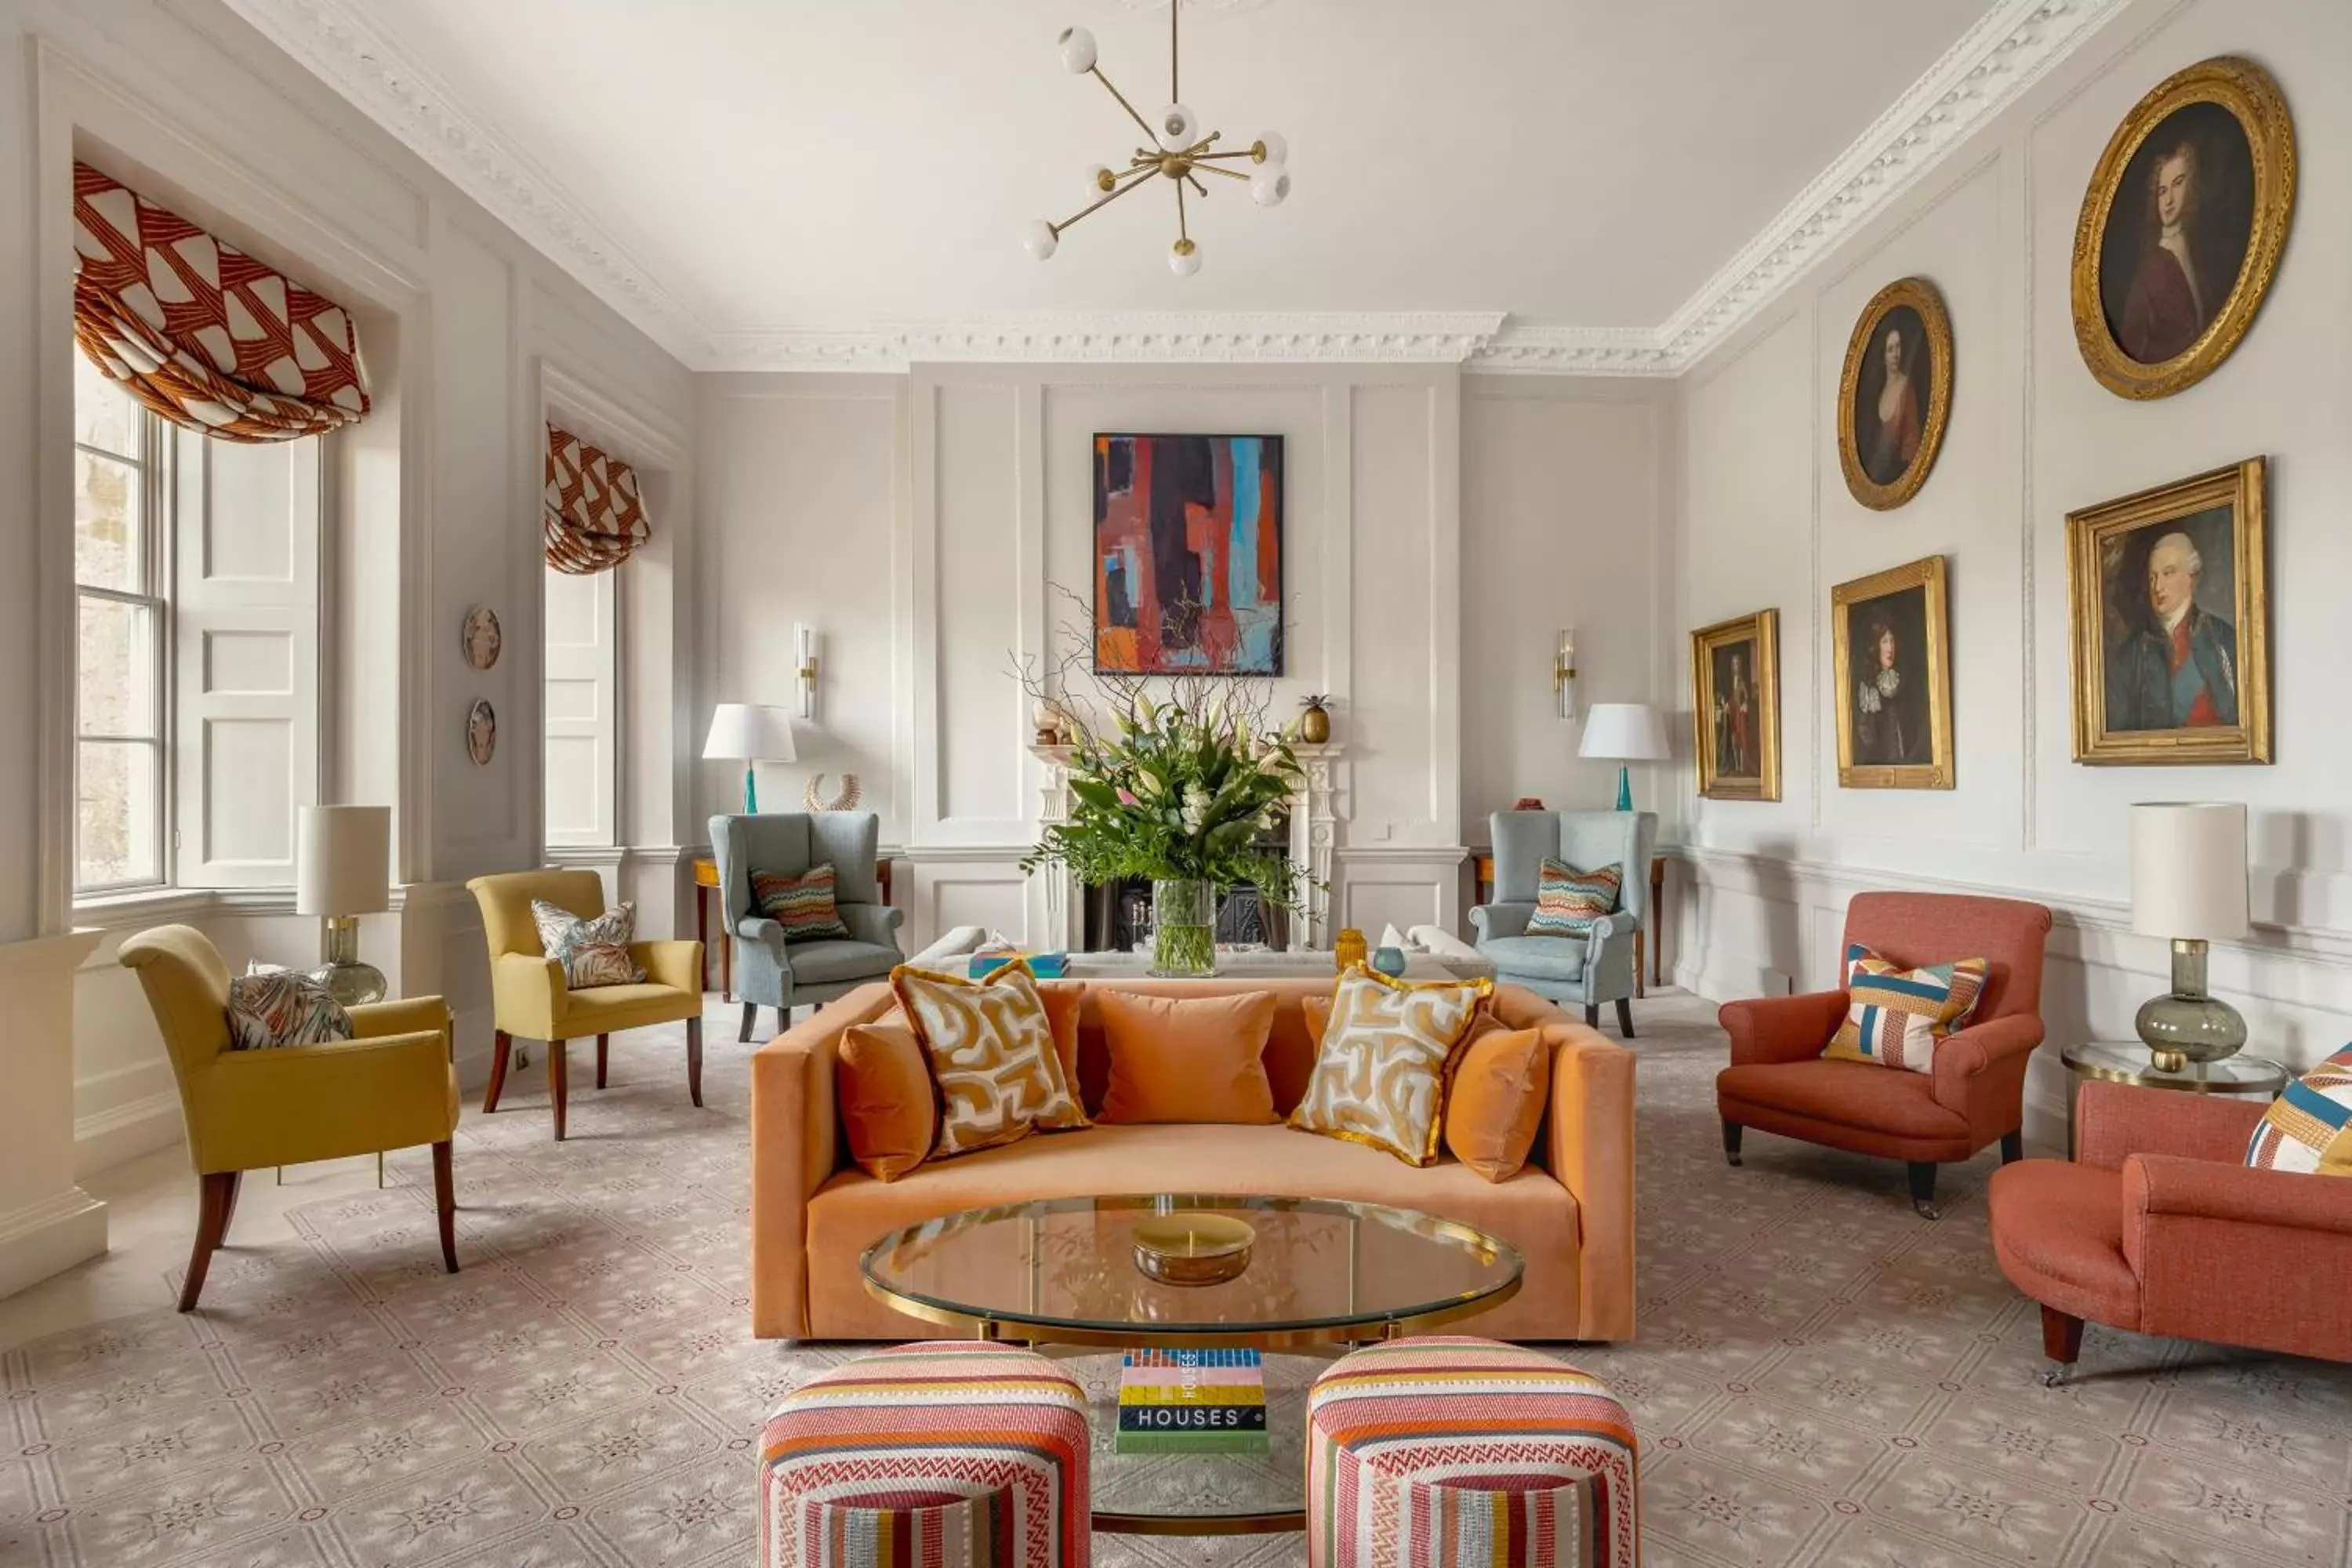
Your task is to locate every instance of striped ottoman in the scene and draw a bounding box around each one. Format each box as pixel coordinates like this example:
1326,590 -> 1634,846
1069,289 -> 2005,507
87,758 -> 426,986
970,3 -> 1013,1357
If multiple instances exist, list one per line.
760,1341 -> 1091,1568
1307,1336 -> 1639,1568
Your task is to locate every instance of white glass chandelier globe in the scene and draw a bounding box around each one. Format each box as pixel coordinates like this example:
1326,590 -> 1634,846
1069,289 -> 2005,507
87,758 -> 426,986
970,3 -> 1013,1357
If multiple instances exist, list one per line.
1057,25 -> 1097,73
1154,103 -> 1200,151
1022,220 -> 1059,261
1086,164 -> 1116,196
1169,239 -> 1202,277
1254,131 -> 1289,166
1250,164 -> 1291,207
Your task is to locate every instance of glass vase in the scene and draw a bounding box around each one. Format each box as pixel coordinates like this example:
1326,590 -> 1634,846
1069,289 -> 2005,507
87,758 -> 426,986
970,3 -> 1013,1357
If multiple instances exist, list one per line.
1149,879 -> 1220,978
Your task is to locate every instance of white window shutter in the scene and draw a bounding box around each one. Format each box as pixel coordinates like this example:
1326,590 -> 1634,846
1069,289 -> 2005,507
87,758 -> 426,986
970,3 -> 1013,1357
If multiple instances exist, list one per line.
173,430 -> 321,887
543,563 -> 617,848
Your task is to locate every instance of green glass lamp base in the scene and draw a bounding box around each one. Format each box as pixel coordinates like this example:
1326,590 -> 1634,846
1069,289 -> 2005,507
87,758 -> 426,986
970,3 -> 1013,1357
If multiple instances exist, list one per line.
1614,765 -> 1632,811
743,765 -> 758,814
2133,938 -> 2247,1073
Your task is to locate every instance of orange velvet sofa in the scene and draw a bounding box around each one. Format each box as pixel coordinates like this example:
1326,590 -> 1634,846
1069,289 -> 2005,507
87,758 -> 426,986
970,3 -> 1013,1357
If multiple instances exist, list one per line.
750,977 -> 1636,1343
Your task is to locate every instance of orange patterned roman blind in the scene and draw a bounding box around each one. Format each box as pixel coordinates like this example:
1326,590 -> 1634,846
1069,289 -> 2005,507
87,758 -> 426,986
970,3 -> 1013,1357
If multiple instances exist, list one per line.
543,423 -> 651,573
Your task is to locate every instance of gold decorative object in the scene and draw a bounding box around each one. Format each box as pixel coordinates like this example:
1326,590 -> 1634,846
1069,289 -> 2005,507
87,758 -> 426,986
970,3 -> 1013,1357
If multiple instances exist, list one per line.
1132,1211 -> 1254,1287
1830,556 -> 1955,790
2071,56 -> 2295,401
1298,694 -> 1331,745
1690,609 -> 1781,802
1334,927 -> 1367,972
1024,6 -> 1290,277
2065,459 -> 2269,766
1837,278 -> 1953,510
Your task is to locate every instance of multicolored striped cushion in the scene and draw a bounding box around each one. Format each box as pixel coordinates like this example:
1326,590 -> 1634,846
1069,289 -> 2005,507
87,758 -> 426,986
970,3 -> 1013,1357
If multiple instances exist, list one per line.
1524,858 -> 1621,939
755,862 -> 853,943
223,967 -> 353,1051
530,898 -> 647,989
760,1342 -> 1091,1568
1823,942 -> 1988,1074
1308,1336 -> 1640,1568
2245,1044 -> 2352,1177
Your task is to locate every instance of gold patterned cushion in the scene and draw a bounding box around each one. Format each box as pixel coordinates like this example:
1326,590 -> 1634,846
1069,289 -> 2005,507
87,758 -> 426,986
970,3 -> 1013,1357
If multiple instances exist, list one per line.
1288,967 -> 1494,1166
890,962 -> 1091,1160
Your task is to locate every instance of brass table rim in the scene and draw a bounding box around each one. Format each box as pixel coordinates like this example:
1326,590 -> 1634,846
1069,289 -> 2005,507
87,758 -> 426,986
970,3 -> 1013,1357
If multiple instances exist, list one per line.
2060,1041 -> 2287,1094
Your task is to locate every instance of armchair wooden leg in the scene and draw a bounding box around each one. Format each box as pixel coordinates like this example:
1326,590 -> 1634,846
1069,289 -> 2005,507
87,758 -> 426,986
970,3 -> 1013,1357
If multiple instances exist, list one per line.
178,1171 -> 237,1312
739,1001 -> 758,1043
1614,996 -> 1635,1039
2040,1305 -> 2085,1385
550,1040 -> 569,1142
1907,1161 -> 1940,1221
1584,1003 -> 1599,1029
483,1030 -> 514,1113
1722,1120 -> 1744,1167
687,1017 -> 704,1109
218,1170 -> 242,1240
596,1034 -> 609,1090
431,1140 -> 459,1274
2000,1130 -> 2024,1163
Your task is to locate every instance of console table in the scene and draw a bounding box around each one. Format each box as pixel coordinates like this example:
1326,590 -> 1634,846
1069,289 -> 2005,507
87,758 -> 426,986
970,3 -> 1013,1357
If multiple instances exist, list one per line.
1474,853 -> 1665,996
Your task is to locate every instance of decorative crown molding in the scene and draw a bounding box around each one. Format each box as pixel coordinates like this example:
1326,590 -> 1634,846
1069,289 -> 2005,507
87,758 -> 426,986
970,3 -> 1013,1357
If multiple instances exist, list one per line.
227,0 -> 2127,377
217,0 -> 713,363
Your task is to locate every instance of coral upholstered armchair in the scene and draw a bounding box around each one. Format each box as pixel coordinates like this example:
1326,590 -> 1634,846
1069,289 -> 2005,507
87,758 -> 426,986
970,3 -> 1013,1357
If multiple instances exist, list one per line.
1717,892 -> 2053,1218
1990,1080 -> 2352,1381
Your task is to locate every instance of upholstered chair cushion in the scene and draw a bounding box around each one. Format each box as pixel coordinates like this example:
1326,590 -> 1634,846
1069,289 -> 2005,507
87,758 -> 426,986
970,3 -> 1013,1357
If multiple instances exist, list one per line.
224,968 -> 352,1051
1526,858 -> 1622,939
2245,1044 -> 2352,1176
837,1016 -> 937,1182
891,963 -> 1089,1159
1823,942 -> 1988,1074
1290,969 -> 1492,1166
1445,1014 -> 1553,1182
530,898 -> 647,989
753,862 -> 853,943
1097,989 -> 1279,1125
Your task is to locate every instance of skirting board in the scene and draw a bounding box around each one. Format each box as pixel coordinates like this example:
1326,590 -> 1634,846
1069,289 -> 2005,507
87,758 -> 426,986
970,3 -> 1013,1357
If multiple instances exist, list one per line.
0,1189 -> 108,1301
74,1088 -> 183,1179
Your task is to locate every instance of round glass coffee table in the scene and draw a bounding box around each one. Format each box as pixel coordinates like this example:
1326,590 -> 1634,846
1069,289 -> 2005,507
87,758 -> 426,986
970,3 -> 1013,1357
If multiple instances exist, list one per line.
861,1193 -> 1523,1535
2060,1040 -> 2287,1157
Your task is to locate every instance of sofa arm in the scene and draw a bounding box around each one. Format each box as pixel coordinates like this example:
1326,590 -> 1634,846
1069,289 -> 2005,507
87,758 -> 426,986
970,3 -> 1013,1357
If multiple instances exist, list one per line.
2126,1152 -> 2352,1241
632,938 -> 703,996
1719,989 -> 1847,1066
492,952 -> 567,1036
1542,1022 -> 1636,1341
1470,902 -> 1533,941
750,982 -> 898,1338
1929,1013 -> 2044,1137
736,916 -> 788,950
348,995 -> 451,1044
191,1029 -> 457,1174
2077,1080 -> 2267,1173
839,902 -> 906,949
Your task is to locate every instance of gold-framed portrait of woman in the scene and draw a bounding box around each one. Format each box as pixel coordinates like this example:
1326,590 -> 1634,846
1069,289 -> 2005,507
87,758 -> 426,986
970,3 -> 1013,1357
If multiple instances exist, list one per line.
2072,56 -> 2295,401
2066,458 -> 2270,766
1837,278 -> 1953,510
1690,610 -> 1780,802
1831,556 -> 1955,790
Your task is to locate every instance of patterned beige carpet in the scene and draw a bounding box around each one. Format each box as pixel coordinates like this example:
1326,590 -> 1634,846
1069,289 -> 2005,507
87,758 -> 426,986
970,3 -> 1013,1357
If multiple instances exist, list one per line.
2,995 -> 2346,1567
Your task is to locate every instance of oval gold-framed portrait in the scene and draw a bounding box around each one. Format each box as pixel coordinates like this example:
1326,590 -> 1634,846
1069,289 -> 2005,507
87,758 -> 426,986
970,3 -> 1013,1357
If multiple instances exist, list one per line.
2071,56 -> 2295,401
1836,278 -> 1953,511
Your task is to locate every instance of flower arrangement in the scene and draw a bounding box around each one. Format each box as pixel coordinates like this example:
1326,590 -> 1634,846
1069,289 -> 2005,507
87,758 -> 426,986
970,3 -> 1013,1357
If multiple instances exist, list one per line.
1020,673 -> 1306,975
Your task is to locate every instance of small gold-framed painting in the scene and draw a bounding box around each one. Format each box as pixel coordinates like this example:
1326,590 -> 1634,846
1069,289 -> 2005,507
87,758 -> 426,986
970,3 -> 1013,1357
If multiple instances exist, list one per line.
2067,458 -> 2270,765
1837,278 -> 1953,510
2071,56 -> 2296,401
1690,610 -> 1780,801
1831,556 -> 1955,790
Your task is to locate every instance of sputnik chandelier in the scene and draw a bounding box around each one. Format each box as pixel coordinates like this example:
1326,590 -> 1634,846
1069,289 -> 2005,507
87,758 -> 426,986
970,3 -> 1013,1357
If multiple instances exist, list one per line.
1022,2 -> 1290,276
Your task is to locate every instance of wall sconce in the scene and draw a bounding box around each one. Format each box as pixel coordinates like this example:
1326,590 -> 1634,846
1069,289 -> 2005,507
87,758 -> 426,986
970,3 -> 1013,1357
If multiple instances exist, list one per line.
794,625 -> 821,722
1554,627 -> 1579,721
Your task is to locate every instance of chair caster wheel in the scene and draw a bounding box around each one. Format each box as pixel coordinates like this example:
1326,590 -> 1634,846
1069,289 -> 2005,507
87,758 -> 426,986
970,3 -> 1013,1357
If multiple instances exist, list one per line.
1911,1200 -> 1939,1221
1725,1152 -> 1742,1167
2041,1366 -> 2067,1388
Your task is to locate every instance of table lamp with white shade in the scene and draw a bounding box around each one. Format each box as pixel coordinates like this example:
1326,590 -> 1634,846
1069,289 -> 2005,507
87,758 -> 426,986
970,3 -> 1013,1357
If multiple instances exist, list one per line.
1579,703 -> 1670,811
2129,800 -> 2250,1073
299,804 -> 391,1007
703,702 -> 797,814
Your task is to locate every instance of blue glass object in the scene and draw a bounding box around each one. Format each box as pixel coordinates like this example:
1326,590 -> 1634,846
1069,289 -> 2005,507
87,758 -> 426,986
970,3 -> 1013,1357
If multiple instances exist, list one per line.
1371,946 -> 1407,978
1614,764 -> 1632,811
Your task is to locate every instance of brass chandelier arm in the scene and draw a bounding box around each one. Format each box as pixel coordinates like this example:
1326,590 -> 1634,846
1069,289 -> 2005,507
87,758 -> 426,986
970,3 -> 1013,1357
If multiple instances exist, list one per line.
1177,177 -> 1189,242
1193,163 -> 1247,183
1089,66 -> 1157,141
1051,162 -> 1159,238
1193,149 -> 1261,162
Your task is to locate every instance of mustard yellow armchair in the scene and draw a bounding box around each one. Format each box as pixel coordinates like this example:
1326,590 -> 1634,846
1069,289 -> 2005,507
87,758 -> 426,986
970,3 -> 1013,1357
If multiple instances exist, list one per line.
118,925 -> 460,1312
466,869 -> 705,1141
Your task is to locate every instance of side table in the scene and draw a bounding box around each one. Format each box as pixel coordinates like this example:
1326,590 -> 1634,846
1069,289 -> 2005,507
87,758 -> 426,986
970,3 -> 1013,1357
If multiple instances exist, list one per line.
1475,853 -> 1665,997
2058,1040 -> 2285,1160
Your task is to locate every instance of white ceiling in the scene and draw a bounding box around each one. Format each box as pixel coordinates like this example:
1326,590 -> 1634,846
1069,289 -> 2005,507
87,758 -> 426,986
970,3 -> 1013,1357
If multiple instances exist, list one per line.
227,0 -> 2130,370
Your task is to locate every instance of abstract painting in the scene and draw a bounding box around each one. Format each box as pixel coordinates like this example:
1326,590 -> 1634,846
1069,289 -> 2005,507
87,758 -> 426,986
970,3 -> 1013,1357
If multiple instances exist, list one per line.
1093,432 -> 1283,674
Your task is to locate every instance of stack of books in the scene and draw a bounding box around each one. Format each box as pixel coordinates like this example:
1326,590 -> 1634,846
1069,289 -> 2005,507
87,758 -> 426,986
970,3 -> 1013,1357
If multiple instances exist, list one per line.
1115,1348 -> 1268,1454
967,949 -> 1068,980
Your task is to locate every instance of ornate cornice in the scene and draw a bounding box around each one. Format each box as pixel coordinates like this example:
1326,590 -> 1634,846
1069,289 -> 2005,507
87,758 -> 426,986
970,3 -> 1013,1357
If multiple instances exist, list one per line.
217,0 -> 712,362
228,0 -> 2128,377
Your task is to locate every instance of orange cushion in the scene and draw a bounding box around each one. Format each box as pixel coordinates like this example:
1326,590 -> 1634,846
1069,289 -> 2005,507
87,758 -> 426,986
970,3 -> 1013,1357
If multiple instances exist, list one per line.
1096,990 -> 1279,1124
1302,992 -> 1331,1045
1446,1016 -> 1552,1182
1038,980 -> 1084,1086
837,1018 -> 935,1182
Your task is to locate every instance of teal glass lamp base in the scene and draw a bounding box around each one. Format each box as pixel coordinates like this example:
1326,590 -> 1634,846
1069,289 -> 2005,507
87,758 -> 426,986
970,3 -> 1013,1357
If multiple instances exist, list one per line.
1614,765 -> 1632,811
743,764 -> 758,814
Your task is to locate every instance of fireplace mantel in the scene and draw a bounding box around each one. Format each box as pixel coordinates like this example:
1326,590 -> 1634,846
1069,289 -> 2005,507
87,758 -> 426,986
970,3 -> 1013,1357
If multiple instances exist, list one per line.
1026,742 -> 1343,952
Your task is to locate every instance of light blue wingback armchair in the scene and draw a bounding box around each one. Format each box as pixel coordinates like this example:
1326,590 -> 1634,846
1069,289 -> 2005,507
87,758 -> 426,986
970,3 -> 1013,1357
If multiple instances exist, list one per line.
710,811 -> 905,1042
1470,810 -> 1657,1037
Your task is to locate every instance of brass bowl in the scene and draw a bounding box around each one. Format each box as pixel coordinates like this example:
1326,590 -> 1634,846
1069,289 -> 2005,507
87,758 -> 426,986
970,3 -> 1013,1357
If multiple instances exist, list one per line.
1131,1212 -> 1254,1287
